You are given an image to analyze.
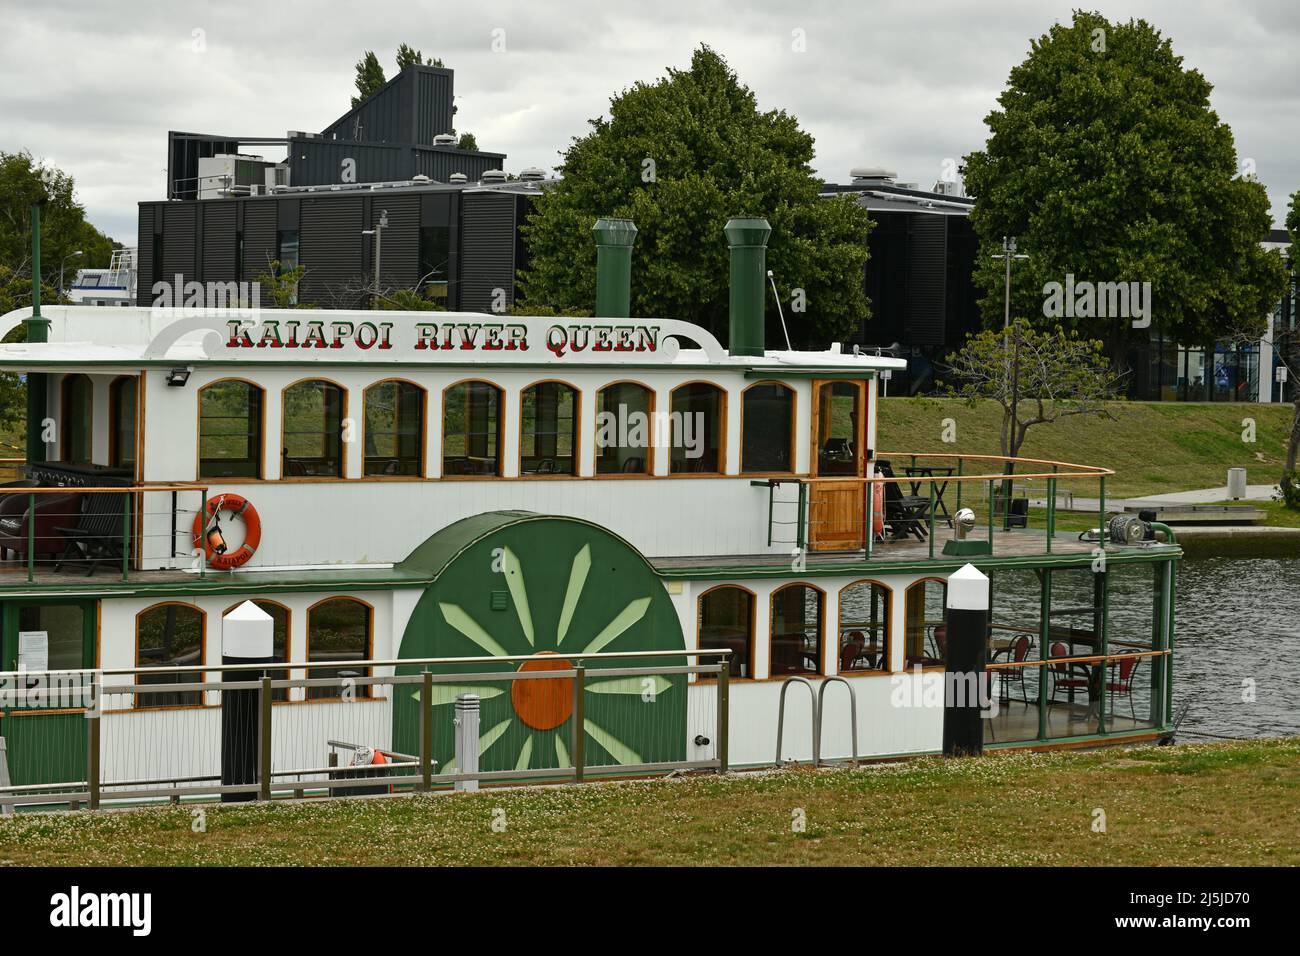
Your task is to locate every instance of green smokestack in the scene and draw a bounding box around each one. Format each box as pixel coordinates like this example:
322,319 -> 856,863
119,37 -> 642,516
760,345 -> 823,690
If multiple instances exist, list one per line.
724,217 -> 771,357
592,218 -> 637,318
26,202 -> 49,465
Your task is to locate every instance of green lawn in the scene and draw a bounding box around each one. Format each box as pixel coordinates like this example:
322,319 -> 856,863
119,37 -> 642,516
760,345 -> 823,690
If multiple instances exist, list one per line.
877,398 -> 1293,500
1,738 -> 1296,866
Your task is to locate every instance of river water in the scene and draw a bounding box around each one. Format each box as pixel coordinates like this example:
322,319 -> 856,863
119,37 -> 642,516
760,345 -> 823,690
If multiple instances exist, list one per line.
1174,557 -> 1300,742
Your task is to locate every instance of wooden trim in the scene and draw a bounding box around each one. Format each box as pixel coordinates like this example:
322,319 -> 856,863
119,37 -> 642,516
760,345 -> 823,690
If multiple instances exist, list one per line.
739,380 -> 797,476
769,581 -> 827,676
836,577 -> 894,674
58,373 -> 93,464
197,377 -> 267,481
668,380 -> 727,476
133,600 -> 207,709
280,376 -> 348,480
695,583 -> 757,681
107,375 -> 137,471
305,595 -> 375,700
518,378 -> 581,478
361,377 -> 427,479
593,379 -> 655,477
440,378 -> 504,478
810,378 -> 866,479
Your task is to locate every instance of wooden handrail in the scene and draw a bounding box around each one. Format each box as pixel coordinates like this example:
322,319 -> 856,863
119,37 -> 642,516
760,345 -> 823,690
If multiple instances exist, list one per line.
985,648 -> 1169,671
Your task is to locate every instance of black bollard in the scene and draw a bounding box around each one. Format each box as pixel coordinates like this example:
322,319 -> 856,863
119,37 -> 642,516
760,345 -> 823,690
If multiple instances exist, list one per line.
942,564 -> 989,757
221,601 -> 274,802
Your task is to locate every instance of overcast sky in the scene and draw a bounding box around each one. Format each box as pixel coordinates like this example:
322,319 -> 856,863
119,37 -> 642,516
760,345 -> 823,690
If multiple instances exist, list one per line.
4,0 -> 1297,244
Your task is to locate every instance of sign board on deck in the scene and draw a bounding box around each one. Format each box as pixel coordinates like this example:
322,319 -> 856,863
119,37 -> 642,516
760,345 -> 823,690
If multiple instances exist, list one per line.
17,631 -> 48,673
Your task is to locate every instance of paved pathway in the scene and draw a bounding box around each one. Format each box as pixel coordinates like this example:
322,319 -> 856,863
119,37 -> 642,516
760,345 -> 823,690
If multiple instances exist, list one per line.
1028,484 -> 1279,513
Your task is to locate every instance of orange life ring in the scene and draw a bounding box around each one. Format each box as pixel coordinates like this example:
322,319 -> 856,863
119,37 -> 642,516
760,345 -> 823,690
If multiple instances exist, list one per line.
192,493 -> 262,570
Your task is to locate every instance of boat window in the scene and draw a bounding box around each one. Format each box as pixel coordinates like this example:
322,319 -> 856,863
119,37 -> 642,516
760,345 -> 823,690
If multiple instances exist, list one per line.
307,598 -> 372,700
670,383 -> 724,474
199,380 -> 264,479
595,382 -> 651,475
110,376 -> 137,470
741,382 -> 794,473
698,586 -> 754,679
521,381 -> 577,476
364,380 -> 424,477
282,380 -> 345,478
60,373 -> 93,465
904,579 -> 947,668
136,603 -> 205,708
443,381 -> 502,476
838,580 -> 890,673
771,584 -> 824,676
815,381 -> 862,476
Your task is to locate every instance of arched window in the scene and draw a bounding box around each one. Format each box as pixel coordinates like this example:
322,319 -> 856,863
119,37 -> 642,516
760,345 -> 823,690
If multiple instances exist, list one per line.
904,578 -> 948,668
698,586 -> 754,679
814,381 -> 863,476
225,600 -> 290,702
136,603 -> 205,707
282,379 -> 345,477
307,598 -> 372,700
364,380 -> 425,476
839,580 -> 891,673
770,584 -> 824,676
741,382 -> 795,474
443,380 -> 502,476
595,381 -> 652,475
521,380 -> 578,475
199,379 -> 264,479
110,376 -> 138,470
670,382 -> 724,474
60,373 -> 93,464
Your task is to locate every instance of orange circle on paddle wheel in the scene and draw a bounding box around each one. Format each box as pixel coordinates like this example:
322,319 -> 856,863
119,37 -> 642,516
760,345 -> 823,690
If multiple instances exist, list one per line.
511,653 -> 574,731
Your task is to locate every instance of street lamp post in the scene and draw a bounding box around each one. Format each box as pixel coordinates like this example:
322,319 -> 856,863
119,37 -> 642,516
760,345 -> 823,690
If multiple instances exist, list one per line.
991,236 -> 1029,528
59,250 -> 84,297
361,209 -> 388,309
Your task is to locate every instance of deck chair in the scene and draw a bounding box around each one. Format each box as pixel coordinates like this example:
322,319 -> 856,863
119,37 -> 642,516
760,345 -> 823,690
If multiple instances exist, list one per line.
1007,497 -> 1029,529
54,491 -> 129,576
875,460 -> 930,541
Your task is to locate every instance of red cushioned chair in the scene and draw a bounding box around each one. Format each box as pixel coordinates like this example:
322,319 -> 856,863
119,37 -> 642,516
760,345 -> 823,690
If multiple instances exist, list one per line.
0,490 -> 85,563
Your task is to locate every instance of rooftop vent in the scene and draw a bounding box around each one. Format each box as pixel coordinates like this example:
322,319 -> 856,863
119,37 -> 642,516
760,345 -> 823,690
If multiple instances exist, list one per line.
433,133 -> 457,146
519,167 -> 546,181
410,174 -> 432,184
449,172 -> 468,183
480,169 -> 507,183
850,166 -> 897,183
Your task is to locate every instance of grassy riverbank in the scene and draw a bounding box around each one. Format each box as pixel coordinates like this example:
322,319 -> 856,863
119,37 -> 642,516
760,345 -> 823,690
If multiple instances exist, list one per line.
877,398 -> 1293,501
1,738 -> 1296,866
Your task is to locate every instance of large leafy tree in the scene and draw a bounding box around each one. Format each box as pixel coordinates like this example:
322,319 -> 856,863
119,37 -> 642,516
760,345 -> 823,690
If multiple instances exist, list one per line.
963,11 -> 1287,372
517,46 -> 873,348
0,151 -> 114,273
351,51 -> 388,107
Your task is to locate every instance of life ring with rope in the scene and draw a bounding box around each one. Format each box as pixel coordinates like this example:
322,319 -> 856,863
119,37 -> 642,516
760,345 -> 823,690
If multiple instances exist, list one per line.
192,493 -> 262,570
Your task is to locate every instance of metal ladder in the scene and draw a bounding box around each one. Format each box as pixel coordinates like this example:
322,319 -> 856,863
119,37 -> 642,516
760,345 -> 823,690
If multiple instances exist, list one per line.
775,677 -> 859,767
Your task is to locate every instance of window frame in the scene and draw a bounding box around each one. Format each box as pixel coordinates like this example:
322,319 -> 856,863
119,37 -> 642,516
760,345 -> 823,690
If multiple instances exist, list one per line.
441,378 -> 504,478
769,582 -> 827,677
594,380 -> 655,477
222,598 -> 292,702
519,378 -> 580,478
837,578 -> 893,674
280,377 -> 348,480
134,601 -> 207,709
109,374 -> 140,473
904,576 -> 949,671
59,373 -> 94,465
668,380 -> 727,476
361,378 -> 427,478
197,377 -> 266,481
696,584 -> 757,681
740,380 -> 797,475
305,596 -> 375,701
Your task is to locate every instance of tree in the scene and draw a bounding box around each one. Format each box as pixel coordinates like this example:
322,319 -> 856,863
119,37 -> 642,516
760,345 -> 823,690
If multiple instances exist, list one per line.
456,132 -> 478,152
517,45 -> 873,348
963,11 -> 1288,373
253,260 -> 307,309
351,51 -> 387,107
396,44 -> 442,71
0,151 -> 114,272
1275,191 -> 1300,506
947,320 -> 1123,512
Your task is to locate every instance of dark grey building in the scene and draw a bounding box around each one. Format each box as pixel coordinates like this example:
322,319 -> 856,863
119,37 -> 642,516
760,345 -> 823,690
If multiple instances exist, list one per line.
142,64 -> 544,312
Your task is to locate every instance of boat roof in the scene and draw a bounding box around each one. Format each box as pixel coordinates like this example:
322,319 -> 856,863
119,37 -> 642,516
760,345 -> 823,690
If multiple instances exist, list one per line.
0,306 -> 908,374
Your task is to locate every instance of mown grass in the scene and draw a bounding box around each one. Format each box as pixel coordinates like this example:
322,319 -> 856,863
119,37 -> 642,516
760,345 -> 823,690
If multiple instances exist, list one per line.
0,738 -> 1296,866
877,399 -> 1294,500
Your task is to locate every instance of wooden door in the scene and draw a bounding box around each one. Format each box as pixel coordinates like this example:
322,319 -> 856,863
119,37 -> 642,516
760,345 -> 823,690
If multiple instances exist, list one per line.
808,380 -> 868,551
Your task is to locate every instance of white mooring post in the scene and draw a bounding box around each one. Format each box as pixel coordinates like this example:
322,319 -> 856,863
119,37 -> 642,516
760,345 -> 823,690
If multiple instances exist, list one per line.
222,601 -> 274,802
943,563 -> 990,757
454,693 -> 481,791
